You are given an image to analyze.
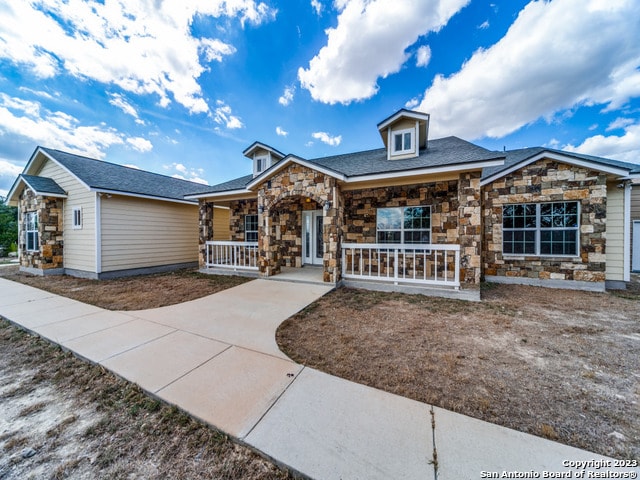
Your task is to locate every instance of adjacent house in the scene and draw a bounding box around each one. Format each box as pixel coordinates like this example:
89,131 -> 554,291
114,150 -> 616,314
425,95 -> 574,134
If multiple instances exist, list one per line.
187,109 -> 640,300
6,147 -> 222,279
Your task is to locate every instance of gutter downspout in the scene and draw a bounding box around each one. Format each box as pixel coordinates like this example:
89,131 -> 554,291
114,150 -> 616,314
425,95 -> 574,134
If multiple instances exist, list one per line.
624,182 -> 631,282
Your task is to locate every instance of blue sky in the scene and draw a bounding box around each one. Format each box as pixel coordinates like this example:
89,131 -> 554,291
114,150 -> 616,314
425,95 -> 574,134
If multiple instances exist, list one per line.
1,0 -> 639,199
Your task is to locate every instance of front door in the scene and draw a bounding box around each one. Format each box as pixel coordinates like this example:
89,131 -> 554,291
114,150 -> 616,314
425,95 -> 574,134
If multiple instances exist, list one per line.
302,210 -> 323,265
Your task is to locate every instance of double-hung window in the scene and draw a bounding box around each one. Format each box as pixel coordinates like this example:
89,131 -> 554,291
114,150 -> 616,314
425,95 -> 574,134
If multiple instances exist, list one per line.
25,212 -> 39,252
392,128 -> 414,155
377,206 -> 431,244
503,201 -> 579,256
245,214 -> 258,242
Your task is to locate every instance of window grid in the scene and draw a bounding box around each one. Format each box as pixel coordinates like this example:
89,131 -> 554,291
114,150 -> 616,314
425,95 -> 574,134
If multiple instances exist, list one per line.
245,214 -> 258,242
391,128 -> 414,155
72,207 -> 82,229
376,206 -> 431,244
25,211 -> 39,252
502,202 -> 579,257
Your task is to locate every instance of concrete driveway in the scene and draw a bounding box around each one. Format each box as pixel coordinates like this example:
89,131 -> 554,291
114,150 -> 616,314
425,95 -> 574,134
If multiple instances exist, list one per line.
0,277 -> 628,480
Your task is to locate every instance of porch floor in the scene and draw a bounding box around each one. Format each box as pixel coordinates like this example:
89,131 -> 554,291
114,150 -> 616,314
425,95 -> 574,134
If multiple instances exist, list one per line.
267,266 -> 326,286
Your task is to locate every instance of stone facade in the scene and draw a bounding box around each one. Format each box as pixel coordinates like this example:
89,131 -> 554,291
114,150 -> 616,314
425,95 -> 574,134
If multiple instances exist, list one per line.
257,163 -> 342,282
342,176 -> 482,287
483,159 -> 607,282
19,188 -> 64,272
229,199 -> 259,241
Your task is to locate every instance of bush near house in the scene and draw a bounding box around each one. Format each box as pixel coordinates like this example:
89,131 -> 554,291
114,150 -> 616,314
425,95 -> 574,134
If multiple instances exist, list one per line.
0,197 -> 18,254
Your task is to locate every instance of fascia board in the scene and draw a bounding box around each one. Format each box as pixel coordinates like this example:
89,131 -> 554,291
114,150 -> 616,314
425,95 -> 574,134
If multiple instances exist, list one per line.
184,189 -> 255,201
480,151 -> 632,187
345,159 -> 504,185
91,188 -> 198,205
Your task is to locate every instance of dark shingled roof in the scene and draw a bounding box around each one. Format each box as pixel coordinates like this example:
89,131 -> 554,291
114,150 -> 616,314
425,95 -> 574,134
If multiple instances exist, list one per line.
21,174 -> 66,196
199,136 -> 504,194
482,147 -> 640,180
306,136 -> 503,177
41,147 -> 212,202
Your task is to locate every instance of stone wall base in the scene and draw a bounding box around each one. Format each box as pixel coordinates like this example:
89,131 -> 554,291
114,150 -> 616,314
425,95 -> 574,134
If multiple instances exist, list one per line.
484,275 -> 606,292
61,262 -> 199,280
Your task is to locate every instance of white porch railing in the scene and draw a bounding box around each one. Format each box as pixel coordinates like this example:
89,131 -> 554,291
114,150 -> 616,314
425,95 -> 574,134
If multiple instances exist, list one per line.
341,243 -> 460,289
205,241 -> 259,271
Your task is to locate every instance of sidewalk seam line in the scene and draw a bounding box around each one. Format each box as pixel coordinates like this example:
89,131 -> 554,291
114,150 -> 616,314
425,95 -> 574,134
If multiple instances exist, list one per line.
152,343 -> 234,394
241,365 -> 306,440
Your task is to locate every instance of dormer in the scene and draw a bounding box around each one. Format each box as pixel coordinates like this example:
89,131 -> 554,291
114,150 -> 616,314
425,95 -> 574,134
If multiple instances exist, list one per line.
377,109 -> 430,160
243,142 -> 286,178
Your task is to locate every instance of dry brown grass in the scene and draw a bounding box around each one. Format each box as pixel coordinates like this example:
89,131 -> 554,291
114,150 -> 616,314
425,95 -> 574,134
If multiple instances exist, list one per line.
277,284 -> 640,460
0,319 -> 295,479
0,266 -> 251,310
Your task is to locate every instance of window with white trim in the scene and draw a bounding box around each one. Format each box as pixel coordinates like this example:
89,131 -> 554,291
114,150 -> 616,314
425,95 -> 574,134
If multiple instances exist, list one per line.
245,214 -> 258,242
502,201 -> 579,256
72,207 -> 82,229
376,206 -> 431,244
25,211 -> 39,252
255,155 -> 268,175
391,128 -> 414,155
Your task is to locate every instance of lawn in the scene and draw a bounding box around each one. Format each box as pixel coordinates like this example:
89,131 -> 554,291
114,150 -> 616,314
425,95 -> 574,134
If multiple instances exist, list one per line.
277,283 -> 640,460
2,265 -> 638,462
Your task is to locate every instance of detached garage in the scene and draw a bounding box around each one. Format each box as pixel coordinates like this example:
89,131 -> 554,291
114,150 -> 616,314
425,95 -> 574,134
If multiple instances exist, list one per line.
6,146 -> 223,279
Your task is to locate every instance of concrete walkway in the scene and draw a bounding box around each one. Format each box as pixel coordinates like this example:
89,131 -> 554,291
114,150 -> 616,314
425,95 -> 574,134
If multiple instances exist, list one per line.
0,277 -> 634,480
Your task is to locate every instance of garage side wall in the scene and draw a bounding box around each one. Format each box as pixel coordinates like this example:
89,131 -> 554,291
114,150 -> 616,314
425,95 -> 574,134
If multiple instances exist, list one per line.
100,195 -> 199,273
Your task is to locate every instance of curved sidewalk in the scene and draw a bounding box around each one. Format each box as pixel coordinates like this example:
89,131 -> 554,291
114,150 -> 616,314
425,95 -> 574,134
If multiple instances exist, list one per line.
0,277 -> 631,480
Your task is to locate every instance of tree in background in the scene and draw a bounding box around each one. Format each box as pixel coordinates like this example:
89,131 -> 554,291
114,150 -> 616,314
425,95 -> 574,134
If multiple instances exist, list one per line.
0,196 -> 18,254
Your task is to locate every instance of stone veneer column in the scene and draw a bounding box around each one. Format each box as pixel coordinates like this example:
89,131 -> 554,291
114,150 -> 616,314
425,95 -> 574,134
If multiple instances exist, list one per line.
19,189 -> 63,272
198,201 -> 214,268
457,172 -> 482,286
323,183 -> 342,283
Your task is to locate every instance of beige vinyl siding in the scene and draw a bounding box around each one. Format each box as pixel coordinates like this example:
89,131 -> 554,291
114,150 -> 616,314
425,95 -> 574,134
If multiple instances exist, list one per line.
605,182 -> 625,281
213,207 -> 231,241
37,160 -> 96,272
631,186 -> 640,268
100,195 -> 198,272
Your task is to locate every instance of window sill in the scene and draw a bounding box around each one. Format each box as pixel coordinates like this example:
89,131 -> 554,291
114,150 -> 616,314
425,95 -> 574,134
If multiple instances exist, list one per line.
503,254 -> 581,260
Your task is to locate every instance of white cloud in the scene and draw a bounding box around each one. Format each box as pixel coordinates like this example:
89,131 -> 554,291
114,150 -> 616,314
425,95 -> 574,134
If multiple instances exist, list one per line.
0,1 -> 275,114
311,0 -> 323,15
607,117 -> 635,131
416,45 -> 431,68
298,0 -> 469,104
109,93 -> 142,123
276,126 -> 288,136
418,0 -> 640,140
405,97 -> 420,109
126,137 -> 153,153
478,20 -> 490,29
213,101 -> 244,129
122,164 -> 140,170
564,122 -> 640,164
0,93 -> 149,159
164,162 -> 209,184
0,158 -> 23,178
278,85 -> 295,106
312,131 -> 342,146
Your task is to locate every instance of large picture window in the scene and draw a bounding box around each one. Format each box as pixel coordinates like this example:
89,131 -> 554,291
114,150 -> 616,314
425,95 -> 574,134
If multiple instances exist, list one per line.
245,214 -> 258,242
503,201 -> 579,256
377,206 -> 431,244
25,211 -> 39,252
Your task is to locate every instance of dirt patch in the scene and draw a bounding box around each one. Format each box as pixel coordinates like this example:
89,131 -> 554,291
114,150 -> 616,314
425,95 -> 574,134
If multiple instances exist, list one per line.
277,284 -> 640,460
0,319 -> 295,479
0,266 -> 251,310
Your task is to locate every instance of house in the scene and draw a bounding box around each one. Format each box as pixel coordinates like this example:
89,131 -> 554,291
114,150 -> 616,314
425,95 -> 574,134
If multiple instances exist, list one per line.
631,180 -> 640,273
187,109 -> 640,300
6,147 -> 226,279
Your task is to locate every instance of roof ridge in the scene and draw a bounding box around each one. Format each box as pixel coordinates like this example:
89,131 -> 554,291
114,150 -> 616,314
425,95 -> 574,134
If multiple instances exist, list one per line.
40,146 -> 210,187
